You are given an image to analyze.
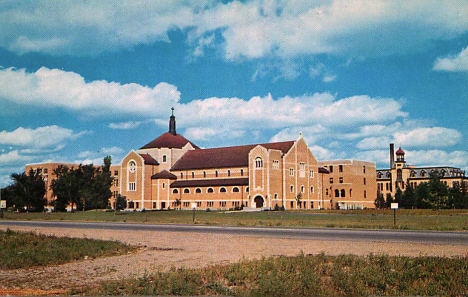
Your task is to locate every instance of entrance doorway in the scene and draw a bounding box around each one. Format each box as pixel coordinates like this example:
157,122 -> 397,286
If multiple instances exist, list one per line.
253,196 -> 264,208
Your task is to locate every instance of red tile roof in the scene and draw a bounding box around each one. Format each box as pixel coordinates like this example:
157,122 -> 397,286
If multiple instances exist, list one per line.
140,132 -> 199,150
151,170 -> 177,180
396,147 -> 405,155
170,178 -> 249,188
171,141 -> 295,170
139,154 -> 159,165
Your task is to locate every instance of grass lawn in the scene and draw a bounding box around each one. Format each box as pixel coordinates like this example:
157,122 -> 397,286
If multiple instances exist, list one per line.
0,229 -> 135,269
2,209 -> 468,231
85,253 -> 468,296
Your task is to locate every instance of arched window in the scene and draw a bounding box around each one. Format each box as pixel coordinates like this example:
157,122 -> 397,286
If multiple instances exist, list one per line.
255,157 -> 263,168
181,173 -> 184,178
300,186 -> 304,193
240,169 -> 244,176
215,171 -> 218,177
195,188 -> 202,194
227,170 -> 231,177
232,187 -> 240,193
183,188 -> 190,194
341,189 -> 345,198
207,188 -> 214,193
310,186 -> 314,193
335,189 -> 340,197
246,187 -> 249,192
162,183 -> 165,189
191,172 -> 194,178
290,185 -> 294,193
377,172 -> 382,178
397,169 -> 402,180
172,189 -> 179,194
162,155 -> 167,162
203,171 -> 206,178
220,187 -> 227,193
274,193 -> 278,199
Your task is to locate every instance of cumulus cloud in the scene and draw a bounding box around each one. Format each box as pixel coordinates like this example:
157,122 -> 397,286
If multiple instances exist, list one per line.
1,2 -> 466,59
0,125 -> 85,148
406,150 -> 468,168
0,67 -> 180,117
356,126 -> 462,149
433,46 -> 468,71
0,150 -> 34,165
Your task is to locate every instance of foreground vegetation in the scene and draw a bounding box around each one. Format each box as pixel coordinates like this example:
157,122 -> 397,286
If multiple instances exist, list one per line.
0,229 -> 135,269
2,208 -> 468,231
85,253 -> 468,296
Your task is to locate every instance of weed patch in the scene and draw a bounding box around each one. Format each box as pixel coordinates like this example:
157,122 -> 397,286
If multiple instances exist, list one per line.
0,229 -> 135,269
86,253 -> 468,296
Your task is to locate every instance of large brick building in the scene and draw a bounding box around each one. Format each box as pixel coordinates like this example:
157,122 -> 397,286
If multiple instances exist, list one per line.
26,112 -> 379,210
376,144 -> 467,197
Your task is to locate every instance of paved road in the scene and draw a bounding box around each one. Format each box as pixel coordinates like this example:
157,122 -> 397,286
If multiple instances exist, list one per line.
1,220 -> 467,245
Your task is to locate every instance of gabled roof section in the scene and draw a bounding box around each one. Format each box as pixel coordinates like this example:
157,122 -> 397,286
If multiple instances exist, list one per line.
171,141 -> 295,170
151,170 -> 177,180
139,154 -> 159,165
140,132 -> 200,150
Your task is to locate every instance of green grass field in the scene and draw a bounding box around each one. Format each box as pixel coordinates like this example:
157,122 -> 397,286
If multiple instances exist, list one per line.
2,209 -> 468,231
85,253 -> 468,296
0,229 -> 135,269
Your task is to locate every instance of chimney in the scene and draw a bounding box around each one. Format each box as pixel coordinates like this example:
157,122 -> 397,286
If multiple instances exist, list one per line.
169,107 -> 176,135
390,143 -> 395,169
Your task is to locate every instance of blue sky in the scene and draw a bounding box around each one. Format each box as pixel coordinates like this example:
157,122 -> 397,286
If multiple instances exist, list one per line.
0,1 -> 467,186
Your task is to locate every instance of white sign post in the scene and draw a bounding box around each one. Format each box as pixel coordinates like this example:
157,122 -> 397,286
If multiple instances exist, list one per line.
391,203 -> 398,226
191,203 -> 197,223
1,200 -> 6,219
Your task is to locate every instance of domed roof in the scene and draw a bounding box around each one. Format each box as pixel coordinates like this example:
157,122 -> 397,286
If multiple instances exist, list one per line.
140,132 -> 199,150
396,147 -> 405,155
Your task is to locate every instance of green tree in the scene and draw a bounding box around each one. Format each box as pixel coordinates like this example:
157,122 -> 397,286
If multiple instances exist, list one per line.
394,188 -> 403,206
115,194 -> 127,211
374,191 -> 386,209
415,182 -> 431,209
8,169 -> 46,212
401,181 -> 416,209
428,171 -> 449,209
385,193 -> 393,208
51,165 -> 81,212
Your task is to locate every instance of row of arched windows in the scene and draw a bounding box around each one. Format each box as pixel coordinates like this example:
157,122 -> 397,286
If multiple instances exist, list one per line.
172,187 -> 244,194
180,169 -> 244,179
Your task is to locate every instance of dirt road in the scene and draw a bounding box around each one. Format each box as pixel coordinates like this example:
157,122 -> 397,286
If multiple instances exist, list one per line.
0,225 -> 466,295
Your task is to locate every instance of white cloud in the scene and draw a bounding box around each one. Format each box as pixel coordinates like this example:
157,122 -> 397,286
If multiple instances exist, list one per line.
433,46 -> 468,71
109,121 -> 143,130
0,150 -> 34,165
309,145 -> 338,161
356,126 -> 462,149
406,150 -> 468,168
0,125 -> 84,148
0,67 -> 180,117
323,75 -> 337,83
1,2 -> 466,59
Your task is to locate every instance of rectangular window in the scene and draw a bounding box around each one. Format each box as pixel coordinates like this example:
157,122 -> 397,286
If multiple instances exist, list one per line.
128,182 -> 136,191
339,165 -> 343,172
240,169 -> 244,176
339,177 -> 343,183
114,170 -> 118,175
330,178 -> 333,184
364,190 -> 367,198
299,162 -> 305,177
329,165 -> 333,173
363,178 -> 366,185
363,166 -> 366,173
290,168 -> 294,176
197,202 -> 202,207
309,170 -> 314,178
228,170 -> 231,177
272,160 -> 279,169
44,168 -> 48,174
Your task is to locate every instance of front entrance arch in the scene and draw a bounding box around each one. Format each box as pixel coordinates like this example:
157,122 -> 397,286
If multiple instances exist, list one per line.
253,195 -> 264,208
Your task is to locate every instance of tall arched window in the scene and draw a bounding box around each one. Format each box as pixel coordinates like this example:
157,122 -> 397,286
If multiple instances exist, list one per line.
397,169 -> 402,180
255,157 -> 263,168
341,189 -> 345,198
215,171 -> 219,177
